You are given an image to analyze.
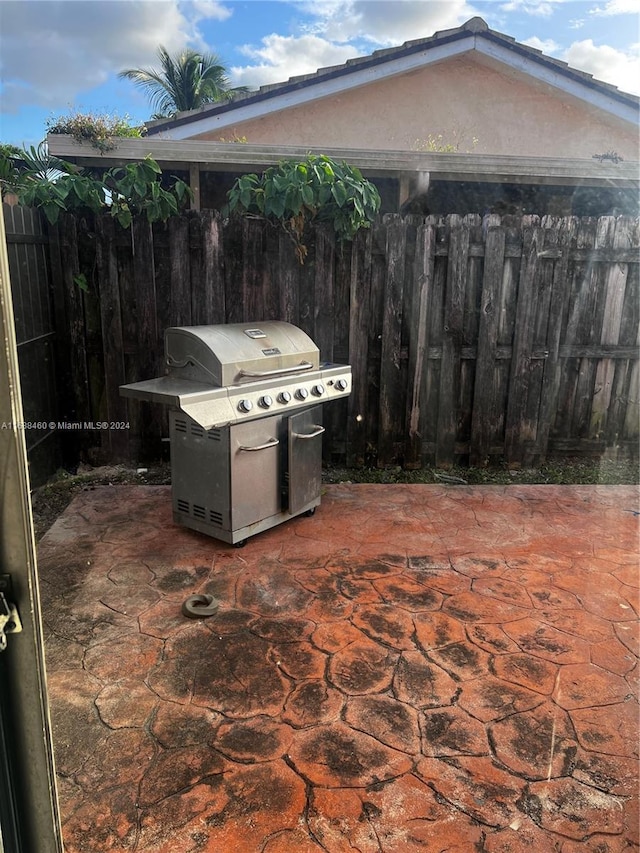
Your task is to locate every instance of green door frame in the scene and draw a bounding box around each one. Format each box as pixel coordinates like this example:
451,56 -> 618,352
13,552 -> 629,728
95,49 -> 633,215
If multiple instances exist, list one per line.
0,206 -> 63,852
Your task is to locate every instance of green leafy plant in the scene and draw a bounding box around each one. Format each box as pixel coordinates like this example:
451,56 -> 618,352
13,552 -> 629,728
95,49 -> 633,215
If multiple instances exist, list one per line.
0,143 -> 191,226
46,110 -> 146,152
104,157 -> 191,228
226,154 -> 381,262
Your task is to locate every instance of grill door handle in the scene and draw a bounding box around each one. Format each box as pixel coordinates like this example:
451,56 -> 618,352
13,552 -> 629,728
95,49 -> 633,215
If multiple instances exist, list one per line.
292,425 -> 325,440
239,361 -> 314,378
238,437 -> 280,452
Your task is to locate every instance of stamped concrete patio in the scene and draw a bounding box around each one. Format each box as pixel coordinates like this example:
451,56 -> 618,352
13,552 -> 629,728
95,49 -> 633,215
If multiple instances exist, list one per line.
37,483 -> 639,853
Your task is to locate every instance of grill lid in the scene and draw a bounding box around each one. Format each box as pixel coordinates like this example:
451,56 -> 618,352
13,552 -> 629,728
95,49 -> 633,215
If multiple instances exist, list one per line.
165,322 -> 320,387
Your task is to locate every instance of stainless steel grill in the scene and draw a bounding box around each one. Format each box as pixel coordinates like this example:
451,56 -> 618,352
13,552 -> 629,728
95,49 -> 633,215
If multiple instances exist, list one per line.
120,321 -> 351,545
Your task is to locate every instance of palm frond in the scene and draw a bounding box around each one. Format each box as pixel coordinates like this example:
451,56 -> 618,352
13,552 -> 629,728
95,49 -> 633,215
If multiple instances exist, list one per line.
118,45 -> 244,118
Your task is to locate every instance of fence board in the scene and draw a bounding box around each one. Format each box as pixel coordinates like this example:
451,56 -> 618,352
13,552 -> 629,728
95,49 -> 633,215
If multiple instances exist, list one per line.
168,215 -> 191,326
314,225 -> 335,360
277,232 -> 299,324
347,230 -> 372,466
470,219 -> 505,466
590,217 -> 631,439
504,219 -> 543,465
378,216 -> 407,465
436,215 -> 469,467
536,217 -> 577,461
95,216 -> 128,459
404,221 -> 435,467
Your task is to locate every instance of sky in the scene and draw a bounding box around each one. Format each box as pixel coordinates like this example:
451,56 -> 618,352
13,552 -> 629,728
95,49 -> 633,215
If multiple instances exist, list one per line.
1,0 -> 639,148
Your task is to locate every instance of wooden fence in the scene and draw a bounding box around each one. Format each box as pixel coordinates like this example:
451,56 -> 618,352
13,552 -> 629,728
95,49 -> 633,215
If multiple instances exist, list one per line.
3,203 -> 62,484
48,210 -> 639,468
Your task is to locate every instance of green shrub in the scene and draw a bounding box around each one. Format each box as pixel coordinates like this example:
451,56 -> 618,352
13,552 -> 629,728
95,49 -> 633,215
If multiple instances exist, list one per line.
0,142 -> 191,226
226,154 -> 381,262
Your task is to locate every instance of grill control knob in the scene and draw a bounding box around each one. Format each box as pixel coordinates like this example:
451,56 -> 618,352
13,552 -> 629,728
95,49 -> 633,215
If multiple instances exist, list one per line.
238,399 -> 253,413
278,391 -> 292,404
295,388 -> 309,401
259,395 -> 273,408
312,383 -> 325,396
335,379 -> 348,391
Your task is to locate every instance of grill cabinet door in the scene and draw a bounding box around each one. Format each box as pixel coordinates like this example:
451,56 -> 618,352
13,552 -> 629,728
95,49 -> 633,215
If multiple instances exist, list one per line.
231,416 -> 281,529
288,406 -> 323,515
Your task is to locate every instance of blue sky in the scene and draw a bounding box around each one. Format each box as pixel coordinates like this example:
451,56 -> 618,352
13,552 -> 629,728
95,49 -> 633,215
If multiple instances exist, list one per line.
1,0 -> 639,148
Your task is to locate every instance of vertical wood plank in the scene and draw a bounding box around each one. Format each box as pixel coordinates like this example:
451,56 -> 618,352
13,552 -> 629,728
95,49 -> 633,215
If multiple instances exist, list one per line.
347,228 -> 372,466
278,230 -> 300,325
59,213 -> 90,423
242,217 -> 264,321
263,224 -> 280,321
95,215 -> 129,459
553,218 -> 596,442
189,211 -> 205,325
470,219 -> 505,466
314,224 -> 335,361
169,214 -> 191,326
378,215 -> 406,465
590,217 -> 630,438
132,218 -> 159,377
202,209 -> 226,324
504,218 -> 542,466
611,220 -> 640,448
535,216 -> 578,461
436,214 -> 468,468
224,217 -> 245,323
153,221 -> 171,343
298,234 -> 315,339
364,221 -> 387,464
404,220 -> 435,467
46,218 -> 74,433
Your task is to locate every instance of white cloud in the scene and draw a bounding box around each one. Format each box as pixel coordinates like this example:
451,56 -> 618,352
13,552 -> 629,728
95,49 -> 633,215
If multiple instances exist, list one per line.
0,0 -> 231,113
523,35 -> 561,52
231,33 -> 359,88
230,0 -> 478,89
563,38 -> 640,93
299,0 -> 478,45
498,0 -> 565,16
590,0 -> 640,14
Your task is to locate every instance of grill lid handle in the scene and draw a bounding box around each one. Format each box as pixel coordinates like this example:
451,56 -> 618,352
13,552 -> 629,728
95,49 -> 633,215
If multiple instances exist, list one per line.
238,361 -> 314,379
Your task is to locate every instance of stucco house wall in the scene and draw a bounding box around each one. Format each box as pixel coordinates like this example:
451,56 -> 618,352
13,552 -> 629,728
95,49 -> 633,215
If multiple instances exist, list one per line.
190,53 -> 638,162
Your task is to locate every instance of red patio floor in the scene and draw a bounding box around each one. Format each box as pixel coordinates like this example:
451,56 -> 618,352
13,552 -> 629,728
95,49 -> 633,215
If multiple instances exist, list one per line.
37,484 -> 639,852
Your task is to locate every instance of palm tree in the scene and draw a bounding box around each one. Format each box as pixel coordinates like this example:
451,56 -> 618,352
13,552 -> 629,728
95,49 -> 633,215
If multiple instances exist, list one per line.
119,46 -> 247,119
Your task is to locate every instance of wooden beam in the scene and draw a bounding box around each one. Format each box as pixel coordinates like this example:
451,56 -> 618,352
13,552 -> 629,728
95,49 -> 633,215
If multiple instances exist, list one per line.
189,163 -> 201,211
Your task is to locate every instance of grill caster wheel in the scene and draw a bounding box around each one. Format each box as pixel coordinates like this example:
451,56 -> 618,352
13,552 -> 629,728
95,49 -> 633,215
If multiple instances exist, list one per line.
305,507 -> 316,517
233,539 -> 247,548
